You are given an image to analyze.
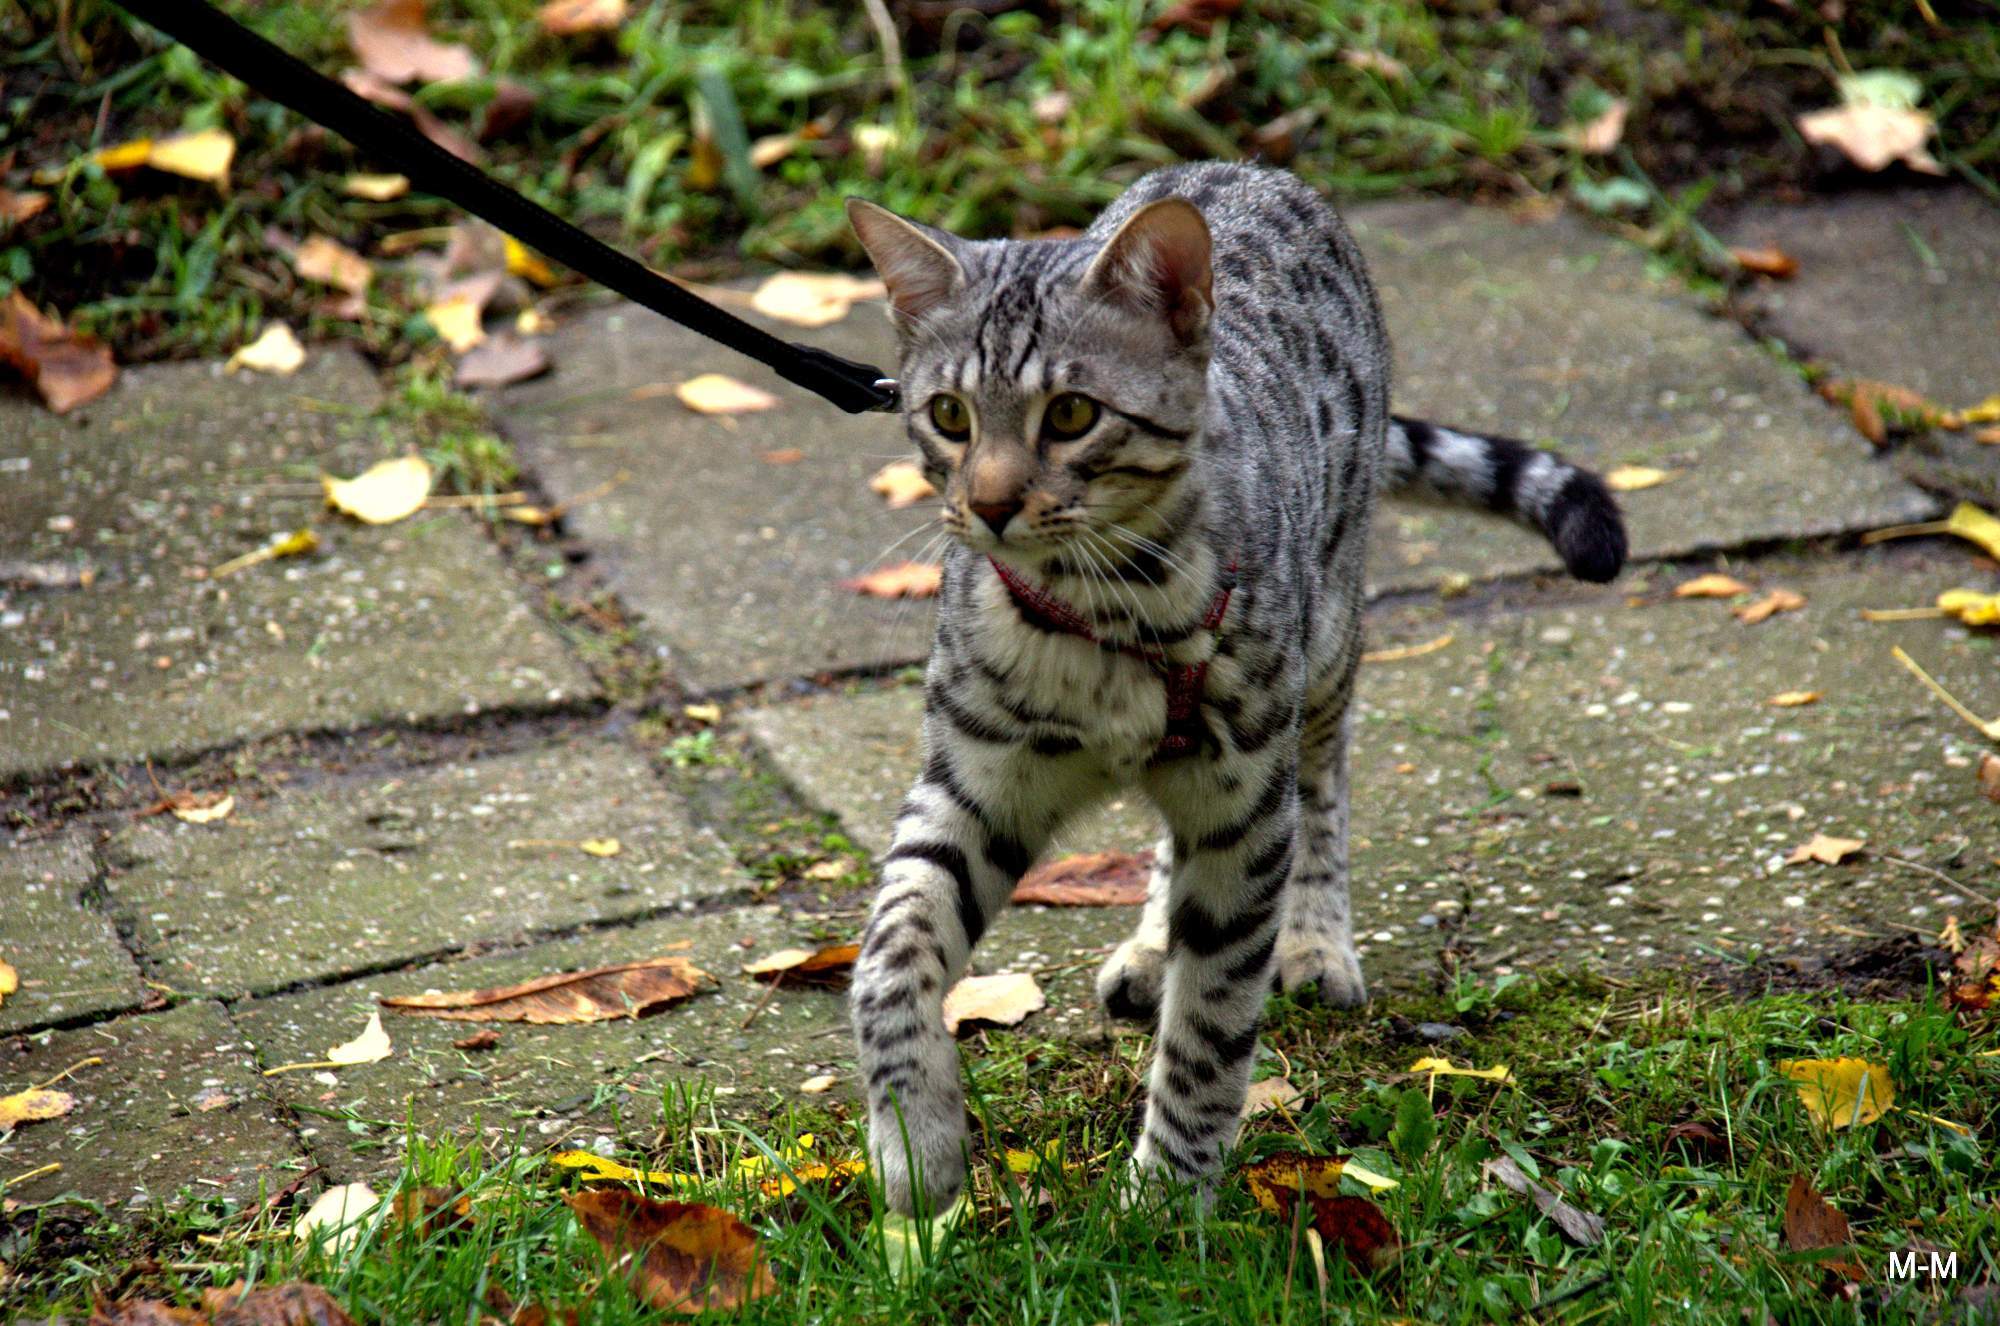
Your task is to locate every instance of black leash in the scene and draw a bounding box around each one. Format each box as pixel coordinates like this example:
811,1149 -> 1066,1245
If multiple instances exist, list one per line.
111,0 -> 900,414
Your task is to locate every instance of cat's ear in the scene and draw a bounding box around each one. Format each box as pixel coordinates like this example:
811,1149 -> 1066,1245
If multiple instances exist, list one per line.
846,198 -> 966,324
1080,197 -> 1212,344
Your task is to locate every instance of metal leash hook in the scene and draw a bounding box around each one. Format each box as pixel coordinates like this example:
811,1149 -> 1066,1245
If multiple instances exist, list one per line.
870,379 -> 902,413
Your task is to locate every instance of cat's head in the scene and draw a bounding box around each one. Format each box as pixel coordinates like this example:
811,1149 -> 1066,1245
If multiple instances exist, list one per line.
847,196 -> 1212,561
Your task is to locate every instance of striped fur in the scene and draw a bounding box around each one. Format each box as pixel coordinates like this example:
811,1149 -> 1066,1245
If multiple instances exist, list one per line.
845,164 -> 1626,1217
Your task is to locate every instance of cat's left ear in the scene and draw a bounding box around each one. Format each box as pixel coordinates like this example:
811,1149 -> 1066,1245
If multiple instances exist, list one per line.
846,198 -> 966,325
1080,197 -> 1213,344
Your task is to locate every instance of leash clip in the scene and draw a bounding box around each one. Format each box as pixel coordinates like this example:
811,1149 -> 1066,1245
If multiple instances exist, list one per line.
868,378 -> 902,413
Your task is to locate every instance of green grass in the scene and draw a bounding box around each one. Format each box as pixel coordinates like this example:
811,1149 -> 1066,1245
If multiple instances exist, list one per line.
6,970 -> 1995,1322
5,0 -> 1998,361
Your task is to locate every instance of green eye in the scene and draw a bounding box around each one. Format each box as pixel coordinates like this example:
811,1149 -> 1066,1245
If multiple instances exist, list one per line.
928,394 -> 972,439
1042,393 -> 1100,441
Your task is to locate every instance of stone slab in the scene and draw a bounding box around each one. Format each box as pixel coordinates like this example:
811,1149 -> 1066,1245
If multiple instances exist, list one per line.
743,545 -> 1999,988
0,351 -> 596,779
102,738 -> 746,999
0,1000 -> 305,1209
0,838 -> 145,1034
1350,201 -> 1939,592
496,299 -> 936,691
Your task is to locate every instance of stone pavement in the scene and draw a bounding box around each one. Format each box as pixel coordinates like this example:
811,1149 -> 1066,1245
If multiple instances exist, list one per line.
4,190 -> 1998,1218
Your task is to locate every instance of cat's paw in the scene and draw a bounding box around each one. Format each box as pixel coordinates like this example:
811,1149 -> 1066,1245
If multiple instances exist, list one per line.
1274,934 -> 1367,1008
868,1107 -> 970,1219
1096,938 -> 1166,1024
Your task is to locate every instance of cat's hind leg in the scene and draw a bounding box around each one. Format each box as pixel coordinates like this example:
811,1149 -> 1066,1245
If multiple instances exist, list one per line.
1094,832 -> 1174,1024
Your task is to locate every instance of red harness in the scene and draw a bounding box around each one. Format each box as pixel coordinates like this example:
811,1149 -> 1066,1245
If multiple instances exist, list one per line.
987,556 -> 1236,758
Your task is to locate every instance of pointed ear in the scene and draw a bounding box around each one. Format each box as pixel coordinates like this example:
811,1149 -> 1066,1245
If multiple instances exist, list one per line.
1080,197 -> 1213,344
846,198 -> 966,324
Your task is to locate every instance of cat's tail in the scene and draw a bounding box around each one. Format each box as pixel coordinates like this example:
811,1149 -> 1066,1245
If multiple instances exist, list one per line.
1384,416 -> 1627,583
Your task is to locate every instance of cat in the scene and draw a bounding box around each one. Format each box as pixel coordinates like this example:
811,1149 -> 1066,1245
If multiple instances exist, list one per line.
843,162 -> 1625,1216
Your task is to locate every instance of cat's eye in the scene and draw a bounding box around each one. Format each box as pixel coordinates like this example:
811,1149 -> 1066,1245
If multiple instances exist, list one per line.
928,394 -> 972,440
1042,393 -> 1100,441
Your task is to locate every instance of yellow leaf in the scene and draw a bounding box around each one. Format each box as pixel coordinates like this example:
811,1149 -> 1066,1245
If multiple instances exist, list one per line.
1779,1058 -> 1893,1128
343,173 -> 410,201
92,139 -> 155,171
294,235 -> 374,295
226,323 -> 306,375
1733,587 -> 1806,625
870,460 -> 937,509
0,958 -> 16,1005
425,294 -> 485,352
1409,1057 -> 1515,1083
1768,690 -> 1823,708
0,1088 -> 75,1127
1866,502 -> 2000,560
1673,573 -> 1751,599
1001,1140 -> 1066,1174
749,272 -> 886,328
1340,1161 -> 1399,1193
145,129 -> 237,185
548,1150 -> 694,1187
579,837 -> 621,858
1955,393 -> 2000,427
1603,464 -> 1670,492
327,1010 -> 392,1065
840,561 -> 943,599
799,1073 -> 837,1094
756,1157 -> 866,1199
323,454 -> 434,525
504,235 -> 557,287
675,373 -> 779,415
683,702 -> 722,724
1786,832 -> 1865,866
1938,588 -> 2000,627
171,792 -> 235,824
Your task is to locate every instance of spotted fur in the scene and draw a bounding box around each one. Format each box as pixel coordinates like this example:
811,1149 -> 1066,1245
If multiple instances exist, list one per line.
845,163 -> 1626,1216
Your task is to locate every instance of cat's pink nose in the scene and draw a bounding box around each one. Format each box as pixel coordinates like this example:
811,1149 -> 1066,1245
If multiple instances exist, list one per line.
970,499 -> 1022,537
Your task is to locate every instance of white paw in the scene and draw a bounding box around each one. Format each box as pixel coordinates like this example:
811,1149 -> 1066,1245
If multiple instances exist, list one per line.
1275,933 -> 1368,1008
1096,938 -> 1166,1024
869,1106 -> 969,1218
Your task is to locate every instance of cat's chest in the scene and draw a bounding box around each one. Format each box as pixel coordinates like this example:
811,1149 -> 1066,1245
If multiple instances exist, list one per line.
974,616 -> 1174,759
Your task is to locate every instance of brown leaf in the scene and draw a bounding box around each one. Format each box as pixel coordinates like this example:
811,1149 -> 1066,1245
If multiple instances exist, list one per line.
1979,752 -> 2000,804
1,290 -> 117,413
1240,1076 -> 1303,1118
761,448 -> 805,466
1242,1152 -> 1351,1214
0,187 -> 50,225
453,1028 -> 503,1051
1817,378 -> 1944,445
92,1283 -> 355,1326
1733,587 -> 1805,624
388,1186 -> 474,1240
1783,1175 -> 1868,1284
381,956 -> 713,1023
869,460 -> 937,509
841,561 -> 941,599
538,0 -> 628,34
348,0 -> 477,84
1482,1155 -> 1605,1246
1305,1194 -> 1402,1275
294,236 -> 373,296
1786,832 -> 1864,866
1768,690 -> 1822,708
89,1297 -> 206,1325
1672,573 -> 1751,599
742,943 -> 860,988
675,373 -> 779,415
1568,98 -> 1629,154
1731,246 -> 1799,279
564,1190 -> 776,1314
1149,0 -> 1243,35
941,972 -> 1045,1035
1010,850 -> 1152,907
455,333 -> 549,388
1662,1120 -> 1733,1164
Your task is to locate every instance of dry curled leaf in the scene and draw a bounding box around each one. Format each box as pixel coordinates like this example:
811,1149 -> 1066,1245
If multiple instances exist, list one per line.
133,130 -> 237,185
1769,690 -> 1823,708
1483,1155 -> 1604,1246
1938,588 -> 2000,627
537,0 -> 627,33
342,173 -> 409,201
226,324 -> 305,376
382,956 -> 712,1023
749,272 -> 885,328
1779,1057 -> 1893,1128
0,958 -> 16,1008
1010,850 -> 1151,907
549,1150 -> 690,1187
452,1028 -> 502,1051
941,972 -> 1045,1035
1662,1119 -> 1733,1164
1,290 -> 117,412
294,236 -> 373,296
798,1073 -> 837,1095
0,187 -> 51,225
1241,1076 -> 1302,1118
0,1088 -> 75,1127
742,943 -> 860,988
1673,573 -> 1752,599
675,373 -> 779,415
1734,587 -> 1805,624
291,1183 -> 382,1253
841,561 -> 942,599
171,792 -> 235,824
870,460 -> 937,509
348,0 -> 477,84
93,1283 -> 356,1326
323,454 -> 433,525
564,1190 -> 776,1314
1731,246 -> 1799,279
1783,1175 -> 1868,1284
328,1011 -> 393,1066
389,1186 -> 475,1240
424,294 -> 486,352
1818,378 -> 1945,445
1786,833 -> 1864,866
1799,103 -> 1942,174
1978,753 -> 2000,805
1568,98 -> 1628,154
1603,464 -> 1670,492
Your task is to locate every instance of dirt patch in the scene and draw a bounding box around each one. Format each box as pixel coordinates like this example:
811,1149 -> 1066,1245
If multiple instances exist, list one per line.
1693,934 -> 1954,1001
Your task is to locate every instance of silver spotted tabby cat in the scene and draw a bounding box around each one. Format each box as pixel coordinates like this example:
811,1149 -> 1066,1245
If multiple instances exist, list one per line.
844,163 -> 1626,1215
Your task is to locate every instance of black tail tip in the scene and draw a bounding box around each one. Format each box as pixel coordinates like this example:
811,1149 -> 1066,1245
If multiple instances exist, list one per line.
1552,478 -> 1628,583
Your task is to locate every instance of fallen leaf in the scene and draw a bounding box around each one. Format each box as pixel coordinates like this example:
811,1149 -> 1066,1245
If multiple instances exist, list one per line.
85,1298 -> 205,1325
454,333 -> 549,388
1731,246 -> 1799,279
1769,690 -> 1822,707
1938,588 -> 2000,627
565,1190 -> 776,1313
1978,753 -> 2000,804
1734,587 -> 1806,624
503,235 -> 557,287
676,373 -> 779,415
1865,503 -> 2000,562
1482,1155 -> 1604,1246
1662,1119 -> 1732,1164
382,956 -> 712,1023
841,561 -> 942,599
294,236 -> 373,296
1242,1152 -> 1397,1210
802,860 -> 847,881
749,272 -> 886,328
1409,1056 -> 1514,1083
226,323 -> 306,376
209,528 -> 318,579
92,139 -> 155,172
756,1157 -> 866,1200
1341,49 -> 1407,80
0,959 -> 15,1007
1786,833 -> 1864,866
1010,850 -> 1151,906
1603,464 -> 1670,492
537,0 -> 627,34
799,1073 -> 837,1094
171,792 -> 235,824
1958,393 -> 2000,427
348,0 -> 477,84
0,290 -> 117,411
1149,0 -> 1244,36
0,1088 -> 75,1127
291,1183 -> 383,1254
388,1186 -> 474,1240
343,173 -> 410,201
95,1283 -> 357,1326
424,294 -> 486,352
683,702 -> 723,725
742,943 -> 860,987
579,838 -> 621,858
1674,573 -> 1752,599
328,1011 -> 393,1065
870,460 -> 937,509
0,187 -> 51,224
1568,98 -> 1629,154
1783,1175 -> 1868,1283
323,455 -> 434,525
1304,1194 -> 1402,1274
1799,103 -> 1941,174
549,1150 -> 692,1187
1817,377 -> 1946,445
1779,1057 -> 1893,1128
761,448 -> 805,465
452,1028 -> 502,1051
1978,425 -> 2000,444
1241,1076 -> 1302,1118
142,129 -> 237,185
1361,633 -> 1454,664
941,972 -> 1045,1035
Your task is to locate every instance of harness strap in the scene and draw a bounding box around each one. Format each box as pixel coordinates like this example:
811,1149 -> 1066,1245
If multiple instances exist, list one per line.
112,0 -> 899,415
988,555 -> 1237,758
